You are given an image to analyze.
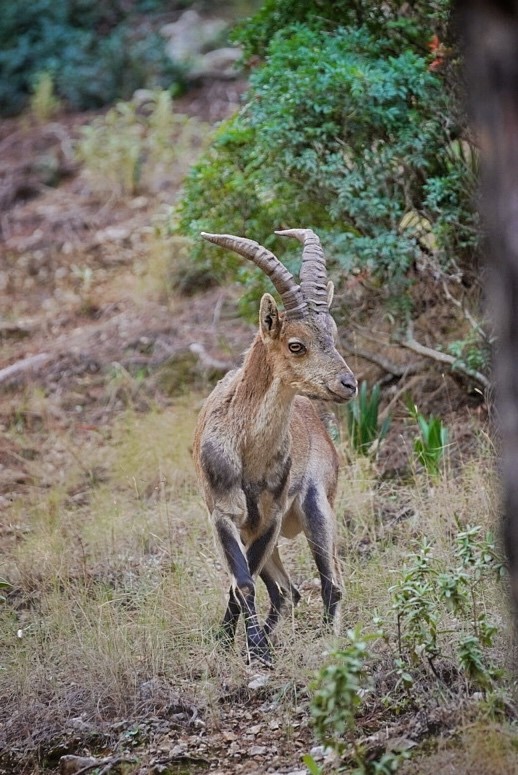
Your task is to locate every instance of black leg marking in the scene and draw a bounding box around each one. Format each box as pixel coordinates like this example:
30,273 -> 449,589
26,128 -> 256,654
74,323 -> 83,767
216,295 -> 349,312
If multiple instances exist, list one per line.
243,483 -> 261,535
219,586 -> 241,645
219,524 -> 278,648
235,584 -> 272,665
247,522 -> 277,576
261,569 -> 291,635
215,519 -> 271,664
216,520 -> 252,590
302,484 -> 342,626
268,455 -> 292,498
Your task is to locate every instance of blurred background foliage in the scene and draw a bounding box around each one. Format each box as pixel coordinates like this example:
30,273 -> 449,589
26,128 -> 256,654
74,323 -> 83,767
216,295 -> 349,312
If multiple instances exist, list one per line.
173,0 -> 481,331
0,0 -> 187,115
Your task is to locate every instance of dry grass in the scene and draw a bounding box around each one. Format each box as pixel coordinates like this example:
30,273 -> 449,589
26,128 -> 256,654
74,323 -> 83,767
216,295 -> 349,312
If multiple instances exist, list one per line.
0,393 -> 514,772
402,722 -> 518,775
75,91 -> 209,199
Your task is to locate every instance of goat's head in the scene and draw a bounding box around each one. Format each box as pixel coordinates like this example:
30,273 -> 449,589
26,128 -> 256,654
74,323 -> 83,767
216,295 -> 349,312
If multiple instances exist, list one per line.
201,228 -> 357,402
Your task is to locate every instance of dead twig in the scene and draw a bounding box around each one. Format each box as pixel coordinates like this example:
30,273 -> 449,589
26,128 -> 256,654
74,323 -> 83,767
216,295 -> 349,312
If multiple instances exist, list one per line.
441,278 -> 485,338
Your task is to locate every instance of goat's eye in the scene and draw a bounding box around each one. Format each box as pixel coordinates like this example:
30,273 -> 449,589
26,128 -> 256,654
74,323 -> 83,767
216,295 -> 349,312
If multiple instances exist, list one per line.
288,341 -> 306,355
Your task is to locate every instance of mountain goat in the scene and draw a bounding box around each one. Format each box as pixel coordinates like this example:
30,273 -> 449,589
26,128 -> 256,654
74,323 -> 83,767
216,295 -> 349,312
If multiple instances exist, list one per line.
193,228 -> 357,663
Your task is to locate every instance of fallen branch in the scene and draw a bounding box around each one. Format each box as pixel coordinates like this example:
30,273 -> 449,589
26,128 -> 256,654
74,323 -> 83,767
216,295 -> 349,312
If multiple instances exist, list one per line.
60,754 -> 137,775
341,337 -> 425,378
399,329 -> 491,391
0,352 -> 51,386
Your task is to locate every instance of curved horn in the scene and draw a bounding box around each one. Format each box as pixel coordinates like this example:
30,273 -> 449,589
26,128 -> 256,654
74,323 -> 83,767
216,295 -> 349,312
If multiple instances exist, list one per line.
275,228 -> 328,313
201,232 -> 307,319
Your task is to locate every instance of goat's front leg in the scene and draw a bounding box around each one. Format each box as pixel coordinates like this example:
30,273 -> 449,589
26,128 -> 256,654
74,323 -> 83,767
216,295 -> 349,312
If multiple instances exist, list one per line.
214,511 -> 274,664
299,484 -> 342,633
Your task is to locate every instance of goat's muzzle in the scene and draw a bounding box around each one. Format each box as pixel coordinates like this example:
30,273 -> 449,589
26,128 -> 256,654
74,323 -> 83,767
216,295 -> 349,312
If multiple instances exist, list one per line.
327,372 -> 358,401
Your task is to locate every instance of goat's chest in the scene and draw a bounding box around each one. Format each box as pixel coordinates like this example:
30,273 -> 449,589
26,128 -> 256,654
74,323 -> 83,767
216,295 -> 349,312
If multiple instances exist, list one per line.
240,453 -> 291,537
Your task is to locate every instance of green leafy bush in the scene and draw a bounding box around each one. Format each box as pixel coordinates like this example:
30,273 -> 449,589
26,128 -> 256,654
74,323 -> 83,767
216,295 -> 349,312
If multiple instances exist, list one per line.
233,0 -> 450,59
308,627 -> 409,773
310,627 -> 369,752
0,0 -> 185,116
390,528 -> 503,689
176,1 -> 479,307
306,526 -> 504,772
447,331 -> 491,376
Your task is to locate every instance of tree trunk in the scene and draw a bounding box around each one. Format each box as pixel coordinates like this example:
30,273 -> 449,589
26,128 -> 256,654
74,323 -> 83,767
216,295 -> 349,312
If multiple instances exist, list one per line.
455,0 -> 518,611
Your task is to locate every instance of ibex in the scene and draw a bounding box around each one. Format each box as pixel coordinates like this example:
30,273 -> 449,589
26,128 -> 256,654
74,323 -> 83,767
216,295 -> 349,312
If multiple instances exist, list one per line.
193,228 -> 357,664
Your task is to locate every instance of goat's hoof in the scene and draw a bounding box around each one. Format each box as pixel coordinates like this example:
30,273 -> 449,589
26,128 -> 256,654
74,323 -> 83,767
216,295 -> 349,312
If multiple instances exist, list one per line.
246,640 -> 273,668
249,650 -> 273,669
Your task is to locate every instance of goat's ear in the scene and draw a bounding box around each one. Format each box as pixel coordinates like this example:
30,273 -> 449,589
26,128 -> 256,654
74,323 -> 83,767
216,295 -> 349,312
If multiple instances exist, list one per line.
327,281 -> 335,309
259,293 -> 281,340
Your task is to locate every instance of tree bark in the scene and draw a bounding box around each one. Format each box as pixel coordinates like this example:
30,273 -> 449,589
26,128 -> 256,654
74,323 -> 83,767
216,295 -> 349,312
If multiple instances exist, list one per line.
455,0 -> 518,609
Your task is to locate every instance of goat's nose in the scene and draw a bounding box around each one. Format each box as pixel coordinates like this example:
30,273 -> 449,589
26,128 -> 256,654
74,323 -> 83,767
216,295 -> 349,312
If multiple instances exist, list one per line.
340,372 -> 357,395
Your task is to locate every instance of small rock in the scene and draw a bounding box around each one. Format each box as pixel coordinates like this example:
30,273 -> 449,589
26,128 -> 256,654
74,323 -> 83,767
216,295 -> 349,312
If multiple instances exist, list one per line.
190,47 -> 242,79
94,226 -> 130,243
247,673 -> 270,690
59,755 -> 97,775
161,11 -> 227,63
129,196 -> 149,210
309,745 -> 334,761
248,745 -> 267,756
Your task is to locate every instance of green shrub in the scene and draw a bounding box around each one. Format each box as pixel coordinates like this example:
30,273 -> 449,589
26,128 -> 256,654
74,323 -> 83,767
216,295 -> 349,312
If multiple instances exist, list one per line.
233,0 -> 450,59
308,627 -> 409,773
176,4 -> 479,309
0,0 -> 185,116
390,527 -> 503,690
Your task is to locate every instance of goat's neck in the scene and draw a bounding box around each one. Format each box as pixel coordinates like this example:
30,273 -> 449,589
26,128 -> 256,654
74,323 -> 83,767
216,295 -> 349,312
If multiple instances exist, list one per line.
234,334 -> 294,459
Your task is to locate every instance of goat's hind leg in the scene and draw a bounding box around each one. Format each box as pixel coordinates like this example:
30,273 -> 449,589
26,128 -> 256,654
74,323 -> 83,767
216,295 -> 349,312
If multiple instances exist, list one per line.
218,586 -> 241,646
260,547 -> 301,637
